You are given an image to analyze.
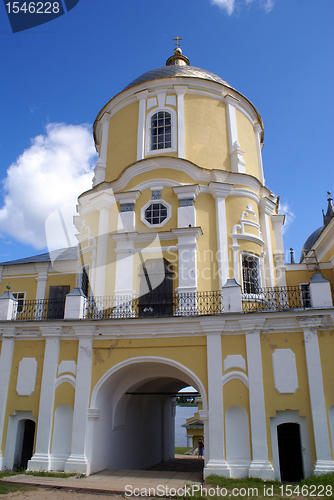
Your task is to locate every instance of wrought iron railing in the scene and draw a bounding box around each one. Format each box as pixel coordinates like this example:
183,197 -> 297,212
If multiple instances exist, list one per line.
8,285 -> 319,321
242,286 -> 311,312
83,291 -> 224,319
13,298 -> 66,321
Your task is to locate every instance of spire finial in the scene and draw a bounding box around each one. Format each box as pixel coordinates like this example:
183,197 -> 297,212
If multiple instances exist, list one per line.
323,189 -> 334,225
166,38 -> 190,67
173,36 -> 182,48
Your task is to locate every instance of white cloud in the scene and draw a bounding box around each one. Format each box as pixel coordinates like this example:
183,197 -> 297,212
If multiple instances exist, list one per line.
279,201 -> 295,235
210,0 -> 274,14
0,123 -> 97,250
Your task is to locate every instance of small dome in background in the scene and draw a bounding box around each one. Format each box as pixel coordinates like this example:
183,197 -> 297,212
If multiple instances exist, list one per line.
300,191 -> 334,262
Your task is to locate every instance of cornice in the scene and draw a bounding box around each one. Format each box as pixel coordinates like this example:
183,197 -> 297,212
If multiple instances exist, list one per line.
114,190 -> 141,204
173,184 -> 200,200
209,182 -> 233,199
259,197 -> 277,216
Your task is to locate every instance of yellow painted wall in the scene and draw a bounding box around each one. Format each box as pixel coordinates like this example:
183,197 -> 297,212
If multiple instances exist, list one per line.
1,340 -> 45,456
184,95 -> 230,171
105,102 -> 139,181
196,193 -> 218,291
122,167 -> 199,192
54,383 -> 75,410
236,109 -> 259,180
90,337 -> 208,401
0,276 -> 38,301
45,274 -> 76,298
261,332 -> 316,467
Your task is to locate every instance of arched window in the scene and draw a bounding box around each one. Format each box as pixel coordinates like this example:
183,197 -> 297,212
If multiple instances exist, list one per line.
150,111 -> 172,151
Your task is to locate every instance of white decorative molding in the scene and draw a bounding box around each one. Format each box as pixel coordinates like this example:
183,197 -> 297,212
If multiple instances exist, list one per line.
230,204 -> 264,281
272,349 -> 298,394
136,90 -> 149,161
230,141 -> 246,174
140,198 -> 172,228
16,358 -> 37,396
93,117 -> 110,186
174,85 -> 187,159
58,360 -> 77,377
224,354 -> 246,372
222,371 -> 249,388
55,375 -> 76,389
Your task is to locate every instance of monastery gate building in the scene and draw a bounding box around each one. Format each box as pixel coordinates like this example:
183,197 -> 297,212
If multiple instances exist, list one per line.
1,47 -> 334,481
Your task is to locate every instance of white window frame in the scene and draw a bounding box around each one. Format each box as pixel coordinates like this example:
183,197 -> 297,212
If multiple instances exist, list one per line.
145,107 -> 177,156
241,253 -> 262,296
12,291 -> 26,313
140,199 -> 172,228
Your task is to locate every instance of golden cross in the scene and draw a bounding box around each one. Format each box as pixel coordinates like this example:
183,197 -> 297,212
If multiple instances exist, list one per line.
173,36 -> 182,47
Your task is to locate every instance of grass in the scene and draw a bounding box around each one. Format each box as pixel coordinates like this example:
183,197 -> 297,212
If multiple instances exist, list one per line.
187,473 -> 334,499
175,447 -> 192,455
0,471 -> 36,495
25,470 -> 82,478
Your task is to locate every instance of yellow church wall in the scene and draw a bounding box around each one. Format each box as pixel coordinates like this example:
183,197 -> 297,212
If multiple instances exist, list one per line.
318,330 -> 334,457
223,379 -> 249,413
105,102 -> 139,182
221,334 -> 247,370
235,109 -> 259,180
196,193 -> 218,291
1,340 -> 45,456
58,340 -> 78,365
45,274 -> 76,298
122,167 -> 199,192
260,332 -> 316,467
80,210 -> 100,240
285,269 -> 310,287
0,277 -> 38,301
54,383 -> 75,410
184,95 -> 230,171
90,336 -> 208,400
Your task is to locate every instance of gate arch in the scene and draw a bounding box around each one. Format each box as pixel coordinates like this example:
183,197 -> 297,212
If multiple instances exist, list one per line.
88,356 -> 207,473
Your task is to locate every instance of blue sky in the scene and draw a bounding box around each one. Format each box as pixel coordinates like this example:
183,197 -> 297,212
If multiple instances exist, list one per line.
0,0 -> 333,264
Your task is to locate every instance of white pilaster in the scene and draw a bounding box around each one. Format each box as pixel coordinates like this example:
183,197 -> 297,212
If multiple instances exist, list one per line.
172,227 -> 202,293
209,183 -> 233,288
225,97 -> 245,173
271,214 -> 286,287
174,86 -> 187,159
298,316 -> 334,474
173,184 -> 200,229
241,318 -> 274,479
92,193 -> 115,297
136,90 -> 149,161
254,124 -> 265,185
115,191 -> 141,231
259,199 -> 276,287
35,263 -> 49,299
93,117 -> 110,186
65,327 -> 94,475
28,328 -> 61,471
0,329 -> 15,470
202,322 -> 229,478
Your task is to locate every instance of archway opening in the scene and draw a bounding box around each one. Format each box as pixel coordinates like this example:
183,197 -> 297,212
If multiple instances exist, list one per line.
277,422 -> 304,481
90,360 -> 206,474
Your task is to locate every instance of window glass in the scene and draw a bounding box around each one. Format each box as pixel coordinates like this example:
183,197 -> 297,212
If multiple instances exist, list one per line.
12,292 -> 26,313
242,255 -> 260,294
144,202 -> 168,225
150,111 -> 172,150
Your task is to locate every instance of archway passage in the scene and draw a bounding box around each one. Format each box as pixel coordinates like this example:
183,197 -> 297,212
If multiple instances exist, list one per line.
20,420 -> 35,469
90,359 -> 206,474
277,423 -> 304,481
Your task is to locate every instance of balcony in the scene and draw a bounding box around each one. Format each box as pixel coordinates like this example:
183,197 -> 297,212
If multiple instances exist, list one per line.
1,285 -> 326,322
